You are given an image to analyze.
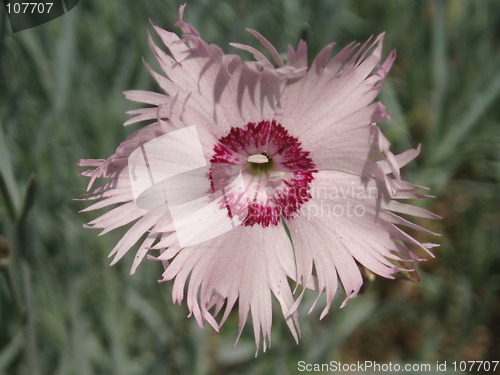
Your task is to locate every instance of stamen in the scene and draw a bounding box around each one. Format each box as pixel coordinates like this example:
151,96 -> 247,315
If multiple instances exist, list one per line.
269,171 -> 286,181
248,154 -> 269,164
247,153 -> 274,175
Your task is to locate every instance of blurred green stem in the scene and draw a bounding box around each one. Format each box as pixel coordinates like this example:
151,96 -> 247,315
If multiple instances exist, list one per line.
429,0 -> 446,142
1,264 -> 24,315
0,5 -> 7,65
21,259 -> 40,375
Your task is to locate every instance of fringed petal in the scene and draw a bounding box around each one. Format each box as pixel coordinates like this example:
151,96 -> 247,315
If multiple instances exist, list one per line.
160,225 -> 297,353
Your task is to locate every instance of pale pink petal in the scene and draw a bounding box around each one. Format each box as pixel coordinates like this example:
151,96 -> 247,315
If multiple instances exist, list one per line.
286,170 -> 437,317
245,28 -> 285,67
287,40 -> 308,69
108,210 -> 165,265
123,90 -> 169,106
275,34 -> 395,173
160,225 -> 298,352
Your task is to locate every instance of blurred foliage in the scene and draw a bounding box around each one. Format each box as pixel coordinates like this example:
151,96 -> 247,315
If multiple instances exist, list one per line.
0,0 -> 499,374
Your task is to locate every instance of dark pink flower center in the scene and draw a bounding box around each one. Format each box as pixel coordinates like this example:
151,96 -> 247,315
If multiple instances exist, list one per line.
209,120 -> 317,227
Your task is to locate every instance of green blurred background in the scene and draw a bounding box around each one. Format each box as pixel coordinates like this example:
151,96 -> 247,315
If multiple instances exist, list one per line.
1,0 -> 499,374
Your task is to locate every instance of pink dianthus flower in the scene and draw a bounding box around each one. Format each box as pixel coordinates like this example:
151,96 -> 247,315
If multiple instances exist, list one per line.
78,5 -> 439,353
